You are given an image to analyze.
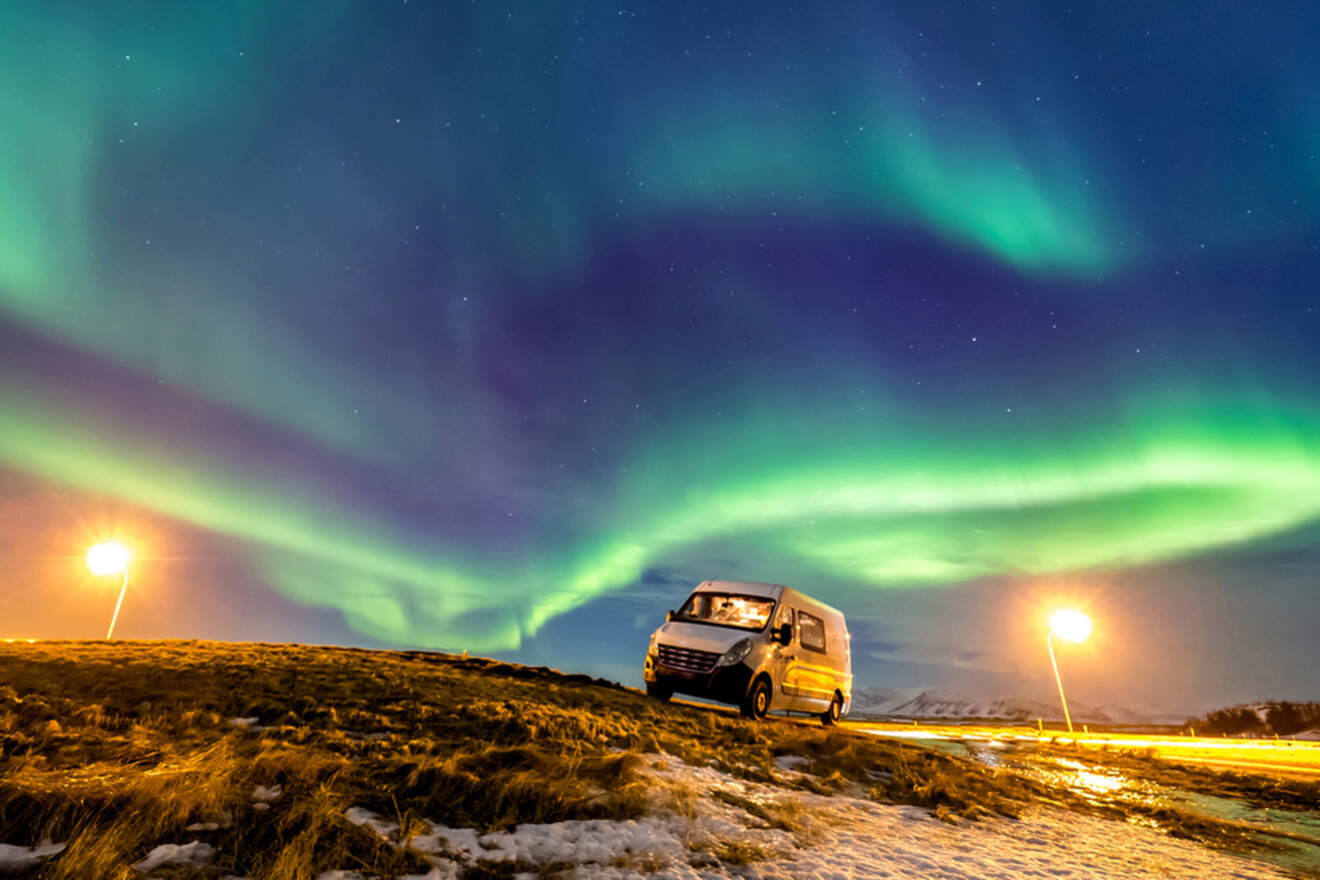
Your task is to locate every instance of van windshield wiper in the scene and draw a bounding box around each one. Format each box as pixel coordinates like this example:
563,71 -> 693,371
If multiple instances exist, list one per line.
673,616 -> 765,632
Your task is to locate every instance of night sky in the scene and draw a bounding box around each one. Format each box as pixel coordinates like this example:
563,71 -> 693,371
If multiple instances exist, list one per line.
2,2 -> 1318,712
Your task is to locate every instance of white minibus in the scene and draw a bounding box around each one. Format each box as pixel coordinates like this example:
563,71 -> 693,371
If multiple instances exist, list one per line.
643,580 -> 852,724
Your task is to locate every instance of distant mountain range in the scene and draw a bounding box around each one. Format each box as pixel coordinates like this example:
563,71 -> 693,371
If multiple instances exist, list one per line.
849,686 -> 1188,726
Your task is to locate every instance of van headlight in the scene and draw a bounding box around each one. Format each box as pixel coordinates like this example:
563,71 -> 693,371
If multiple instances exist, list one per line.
716,638 -> 752,668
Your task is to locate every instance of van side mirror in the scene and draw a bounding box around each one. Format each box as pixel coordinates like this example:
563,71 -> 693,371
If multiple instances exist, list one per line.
665,610 -> 675,622
776,623 -> 792,644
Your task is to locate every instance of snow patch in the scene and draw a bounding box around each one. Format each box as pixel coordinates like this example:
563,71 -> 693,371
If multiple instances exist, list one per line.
345,805 -> 401,839
252,784 -> 283,803
773,754 -> 809,772
185,810 -> 232,831
132,840 -> 215,873
0,840 -> 65,872
411,815 -> 692,864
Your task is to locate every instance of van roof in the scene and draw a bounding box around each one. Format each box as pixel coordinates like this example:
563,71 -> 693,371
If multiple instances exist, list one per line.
694,579 -> 784,599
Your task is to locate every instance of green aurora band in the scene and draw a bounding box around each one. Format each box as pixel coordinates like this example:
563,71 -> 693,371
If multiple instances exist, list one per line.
2,3 -> 1317,652
0,3 -> 1117,477
3,378 -> 1317,651
632,91 -> 1115,276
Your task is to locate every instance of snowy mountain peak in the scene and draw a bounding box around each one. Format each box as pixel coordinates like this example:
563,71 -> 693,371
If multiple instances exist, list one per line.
850,686 -> 1183,725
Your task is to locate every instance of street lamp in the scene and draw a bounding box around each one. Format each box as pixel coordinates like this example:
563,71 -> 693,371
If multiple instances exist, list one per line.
1047,609 -> 1091,734
87,542 -> 131,640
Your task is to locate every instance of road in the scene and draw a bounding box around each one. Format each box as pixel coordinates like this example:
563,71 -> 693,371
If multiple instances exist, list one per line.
666,696 -> 1320,778
845,719 -> 1320,778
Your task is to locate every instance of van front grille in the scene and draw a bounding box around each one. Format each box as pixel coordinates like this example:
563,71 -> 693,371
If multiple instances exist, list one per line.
656,643 -> 720,674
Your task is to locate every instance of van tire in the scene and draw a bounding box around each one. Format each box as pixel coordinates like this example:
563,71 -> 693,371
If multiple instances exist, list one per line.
646,683 -> 672,702
821,692 -> 843,726
741,677 -> 772,720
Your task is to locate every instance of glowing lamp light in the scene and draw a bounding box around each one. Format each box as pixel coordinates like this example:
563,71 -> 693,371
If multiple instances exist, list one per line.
1050,609 -> 1092,643
87,541 -> 131,576
87,542 -> 132,639
1046,608 -> 1092,735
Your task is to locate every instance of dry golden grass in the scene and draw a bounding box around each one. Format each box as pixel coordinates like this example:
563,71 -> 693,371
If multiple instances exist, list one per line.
0,640 -> 1039,876
710,789 -> 808,835
2,640 -> 1313,877
690,836 -> 785,865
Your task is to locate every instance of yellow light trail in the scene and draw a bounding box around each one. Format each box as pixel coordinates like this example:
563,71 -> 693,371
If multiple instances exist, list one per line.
849,720 -> 1320,777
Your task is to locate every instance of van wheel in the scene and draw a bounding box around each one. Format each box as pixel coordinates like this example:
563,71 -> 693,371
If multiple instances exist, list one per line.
741,678 -> 772,720
821,693 -> 842,726
646,682 -> 672,702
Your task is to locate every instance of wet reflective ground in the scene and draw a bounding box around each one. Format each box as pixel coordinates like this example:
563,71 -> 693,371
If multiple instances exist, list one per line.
932,737 -> 1320,876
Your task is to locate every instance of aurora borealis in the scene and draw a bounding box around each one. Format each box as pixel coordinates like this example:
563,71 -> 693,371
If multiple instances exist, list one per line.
2,2 -> 1318,707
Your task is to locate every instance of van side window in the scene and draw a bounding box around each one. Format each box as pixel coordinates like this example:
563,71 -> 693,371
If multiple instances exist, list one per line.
798,611 -> 826,653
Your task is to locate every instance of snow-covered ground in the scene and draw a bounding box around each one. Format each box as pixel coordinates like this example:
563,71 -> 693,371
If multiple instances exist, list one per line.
328,754 -> 1286,880
19,755 -> 1286,879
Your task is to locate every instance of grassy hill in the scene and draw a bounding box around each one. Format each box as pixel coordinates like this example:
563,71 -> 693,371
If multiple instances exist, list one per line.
0,641 -> 1044,878
1,641 -> 1316,878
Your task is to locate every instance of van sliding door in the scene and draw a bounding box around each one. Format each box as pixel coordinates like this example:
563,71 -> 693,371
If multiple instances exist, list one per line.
795,610 -> 832,702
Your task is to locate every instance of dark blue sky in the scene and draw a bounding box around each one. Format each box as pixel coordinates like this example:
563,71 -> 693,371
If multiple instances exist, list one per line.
1,1 -> 1317,711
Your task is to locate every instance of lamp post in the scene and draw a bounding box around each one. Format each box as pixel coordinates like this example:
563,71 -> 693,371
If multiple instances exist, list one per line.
1047,609 -> 1091,734
87,542 -> 131,640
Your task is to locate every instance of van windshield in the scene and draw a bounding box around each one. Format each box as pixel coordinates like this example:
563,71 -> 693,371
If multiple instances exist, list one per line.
675,593 -> 776,631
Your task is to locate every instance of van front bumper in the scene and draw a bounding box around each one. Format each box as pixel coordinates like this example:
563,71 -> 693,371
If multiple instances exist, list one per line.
644,652 -> 755,705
